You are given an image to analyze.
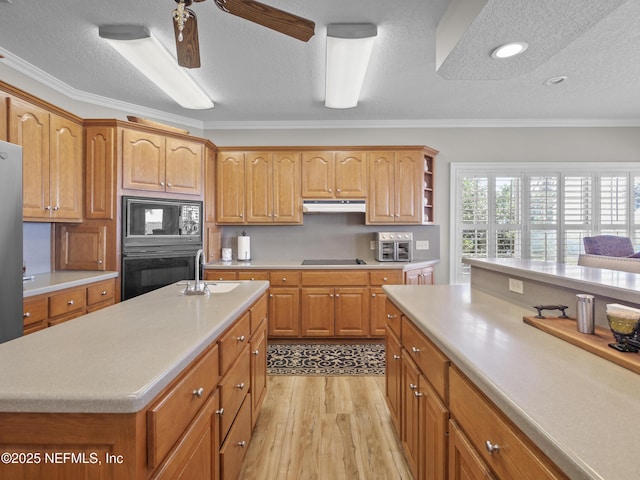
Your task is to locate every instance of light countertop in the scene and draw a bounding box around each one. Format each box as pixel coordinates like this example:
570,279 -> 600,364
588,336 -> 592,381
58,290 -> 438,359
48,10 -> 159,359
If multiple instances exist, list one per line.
23,270 -> 119,298
0,280 -> 268,413
205,258 -> 439,270
383,284 -> 640,480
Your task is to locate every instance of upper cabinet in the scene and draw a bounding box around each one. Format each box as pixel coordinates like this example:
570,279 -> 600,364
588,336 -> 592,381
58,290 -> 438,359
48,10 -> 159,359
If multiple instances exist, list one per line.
216,151 -> 246,223
301,151 -> 367,198
8,97 -> 83,222
122,129 -> 203,196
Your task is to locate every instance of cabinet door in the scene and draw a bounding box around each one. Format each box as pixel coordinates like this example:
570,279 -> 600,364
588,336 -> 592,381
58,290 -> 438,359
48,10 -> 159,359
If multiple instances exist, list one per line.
301,287 -> 334,336
0,95 -> 7,141
448,420 -> 495,480
122,129 -> 166,192
301,151 -> 334,198
334,287 -> 369,336
49,114 -> 83,221
250,322 -> 267,428
246,152 -> 273,223
422,378 -> 449,480
268,288 -> 300,337
395,151 -> 422,223
370,288 -> 388,336
273,152 -> 302,223
420,266 -> 434,285
57,224 -> 106,271
367,151 -> 395,224
335,151 -> 367,198
9,98 -> 51,219
402,351 -> 421,479
85,126 -> 115,219
385,328 -> 402,435
216,152 -> 245,223
165,137 -> 203,195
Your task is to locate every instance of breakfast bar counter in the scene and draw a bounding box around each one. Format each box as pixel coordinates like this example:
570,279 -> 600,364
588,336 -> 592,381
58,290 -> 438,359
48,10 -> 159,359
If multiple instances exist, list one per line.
383,284 -> 640,480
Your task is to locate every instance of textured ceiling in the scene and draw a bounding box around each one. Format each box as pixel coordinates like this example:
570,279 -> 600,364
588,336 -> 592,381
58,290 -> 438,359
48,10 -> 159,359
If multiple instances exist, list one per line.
0,0 -> 639,129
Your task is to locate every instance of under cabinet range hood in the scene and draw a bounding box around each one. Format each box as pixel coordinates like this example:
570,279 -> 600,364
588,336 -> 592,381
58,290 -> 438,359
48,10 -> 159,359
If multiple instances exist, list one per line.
302,199 -> 366,213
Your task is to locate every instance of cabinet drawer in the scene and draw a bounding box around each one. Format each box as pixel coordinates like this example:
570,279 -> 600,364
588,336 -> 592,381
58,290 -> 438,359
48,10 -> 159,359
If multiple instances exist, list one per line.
385,299 -> 402,339
219,345 -> 250,442
147,345 -> 219,469
402,317 -> 449,402
301,270 -> 368,286
23,296 -> 48,328
269,271 -> 300,286
87,279 -> 116,306
220,393 -> 252,480
48,287 -> 86,318
238,271 -> 269,281
219,311 -> 251,374
369,270 -> 403,286
250,293 -> 268,334
205,270 -> 238,281
450,367 -> 567,480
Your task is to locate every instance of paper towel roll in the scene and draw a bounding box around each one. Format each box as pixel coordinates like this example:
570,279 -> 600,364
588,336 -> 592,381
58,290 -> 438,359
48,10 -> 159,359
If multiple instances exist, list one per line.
238,235 -> 251,260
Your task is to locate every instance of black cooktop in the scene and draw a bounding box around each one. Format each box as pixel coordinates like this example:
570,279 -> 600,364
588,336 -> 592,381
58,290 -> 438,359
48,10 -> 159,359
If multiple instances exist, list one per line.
302,259 -> 366,265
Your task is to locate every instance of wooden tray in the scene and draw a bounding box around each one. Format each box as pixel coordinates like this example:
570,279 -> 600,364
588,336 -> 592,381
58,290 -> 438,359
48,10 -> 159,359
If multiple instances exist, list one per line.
523,316 -> 640,375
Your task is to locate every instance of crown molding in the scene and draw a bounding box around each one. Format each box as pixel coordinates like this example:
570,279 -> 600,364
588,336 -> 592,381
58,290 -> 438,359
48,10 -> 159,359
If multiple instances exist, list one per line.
3,48 -> 640,131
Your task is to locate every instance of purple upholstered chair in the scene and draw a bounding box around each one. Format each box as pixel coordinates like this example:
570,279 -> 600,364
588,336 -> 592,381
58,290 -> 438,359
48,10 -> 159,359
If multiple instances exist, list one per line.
583,235 -> 635,257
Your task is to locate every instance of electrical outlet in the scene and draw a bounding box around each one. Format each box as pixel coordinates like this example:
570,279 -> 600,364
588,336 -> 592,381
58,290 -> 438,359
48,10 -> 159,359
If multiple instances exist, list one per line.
508,278 -> 524,295
370,240 -> 376,250
415,240 -> 430,250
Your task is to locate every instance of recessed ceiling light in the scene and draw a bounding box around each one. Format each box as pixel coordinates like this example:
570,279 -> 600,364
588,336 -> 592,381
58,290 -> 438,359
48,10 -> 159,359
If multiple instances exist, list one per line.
491,42 -> 528,59
544,75 -> 568,86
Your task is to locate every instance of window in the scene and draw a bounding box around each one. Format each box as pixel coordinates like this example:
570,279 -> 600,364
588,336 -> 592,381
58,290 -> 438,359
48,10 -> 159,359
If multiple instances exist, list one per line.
451,163 -> 640,283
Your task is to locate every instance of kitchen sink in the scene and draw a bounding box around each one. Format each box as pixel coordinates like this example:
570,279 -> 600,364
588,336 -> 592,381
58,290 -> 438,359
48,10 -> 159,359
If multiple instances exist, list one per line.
205,282 -> 242,293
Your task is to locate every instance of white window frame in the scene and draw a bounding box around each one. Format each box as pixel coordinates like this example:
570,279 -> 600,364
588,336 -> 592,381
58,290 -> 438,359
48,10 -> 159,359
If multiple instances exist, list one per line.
450,162 -> 640,283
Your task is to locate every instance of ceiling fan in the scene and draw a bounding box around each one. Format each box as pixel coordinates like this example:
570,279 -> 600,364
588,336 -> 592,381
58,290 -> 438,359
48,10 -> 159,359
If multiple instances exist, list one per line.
172,0 -> 316,68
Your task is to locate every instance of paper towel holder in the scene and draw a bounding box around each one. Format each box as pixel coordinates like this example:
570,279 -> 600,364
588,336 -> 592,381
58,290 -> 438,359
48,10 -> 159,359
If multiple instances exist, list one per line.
238,230 -> 251,261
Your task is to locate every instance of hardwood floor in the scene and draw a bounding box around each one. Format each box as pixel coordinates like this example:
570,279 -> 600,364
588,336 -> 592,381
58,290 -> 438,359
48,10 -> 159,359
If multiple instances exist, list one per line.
240,375 -> 412,480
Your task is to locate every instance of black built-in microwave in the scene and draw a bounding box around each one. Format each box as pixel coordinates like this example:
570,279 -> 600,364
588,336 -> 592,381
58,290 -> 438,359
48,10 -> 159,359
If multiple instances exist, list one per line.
122,196 -> 203,250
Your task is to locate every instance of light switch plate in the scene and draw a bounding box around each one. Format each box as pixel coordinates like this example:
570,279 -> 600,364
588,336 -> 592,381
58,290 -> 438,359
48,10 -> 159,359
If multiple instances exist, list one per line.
415,240 -> 430,250
370,240 -> 376,250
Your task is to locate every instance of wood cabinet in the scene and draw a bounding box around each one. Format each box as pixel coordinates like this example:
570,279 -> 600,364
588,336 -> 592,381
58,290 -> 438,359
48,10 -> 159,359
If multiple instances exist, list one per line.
385,326 -> 403,435
404,265 -> 435,285
301,151 -> 367,198
301,287 -> 370,336
216,151 -> 246,223
56,223 -> 107,271
122,129 -> 203,195
268,271 -> 301,337
370,270 -> 404,335
449,420 -> 496,480
8,97 -> 83,221
22,277 -> 116,333
85,125 -> 116,220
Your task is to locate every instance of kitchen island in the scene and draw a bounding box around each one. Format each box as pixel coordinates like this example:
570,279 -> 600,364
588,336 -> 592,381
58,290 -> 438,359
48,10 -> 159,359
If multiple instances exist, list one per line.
0,280 -> 269,479
383,283 -> 640,480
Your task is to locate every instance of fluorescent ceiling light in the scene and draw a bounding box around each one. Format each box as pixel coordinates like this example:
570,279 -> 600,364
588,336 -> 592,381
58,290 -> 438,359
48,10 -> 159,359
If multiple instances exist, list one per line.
99,25 -> 213,110
491,42 -> 528,59
325,24 -> 377,109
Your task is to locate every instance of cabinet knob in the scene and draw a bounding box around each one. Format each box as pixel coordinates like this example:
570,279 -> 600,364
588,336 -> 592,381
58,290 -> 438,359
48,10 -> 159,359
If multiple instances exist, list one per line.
335,293 -> 340,298
23,312 -> 31,318
216,408 -> 224,416
167,183 -> 172,187
485,441 -> 501,455
192,387 -> 205,398
383,277 -> 388,281
240,213 -> 244,218
67,300 -> 75,305
97,260 -> 103,264
237,441 -> 246,448
387,314 -> 397,319
236,382 -> 245,390
250,277 -> 255,281
371,293 -> 376,297
414,391 -> 424,398
336,188 -> 341,193
253,349 -> 259,356
101,290 -> 107,296
393,354 -> 400,360
237,335 -> 246,342
328,188 -> 333,193
281,277 -> 286,282
411,346 -> 421,353
269,294 -> 274,298
53,206 -> 60,211
45,206 -> 52,211
329,294 -> 334,298
409,383 -> 418,390
160,181 -> 165,186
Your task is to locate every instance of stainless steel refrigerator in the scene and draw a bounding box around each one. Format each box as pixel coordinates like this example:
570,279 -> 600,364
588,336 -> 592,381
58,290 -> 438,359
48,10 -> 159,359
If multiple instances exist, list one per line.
0,140 -> 23,344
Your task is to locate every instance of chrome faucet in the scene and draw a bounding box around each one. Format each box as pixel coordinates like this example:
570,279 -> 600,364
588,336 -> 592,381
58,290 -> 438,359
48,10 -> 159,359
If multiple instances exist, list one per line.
184,248 -> 209,295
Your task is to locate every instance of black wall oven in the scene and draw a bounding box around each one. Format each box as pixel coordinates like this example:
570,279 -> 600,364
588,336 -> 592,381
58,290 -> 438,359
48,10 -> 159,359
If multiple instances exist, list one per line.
121,197 -> 203,300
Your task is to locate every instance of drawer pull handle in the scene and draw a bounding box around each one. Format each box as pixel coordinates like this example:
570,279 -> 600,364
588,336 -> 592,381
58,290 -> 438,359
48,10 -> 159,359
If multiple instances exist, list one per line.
237,335 -> 246,342
414,391 -> 423,398
67,300 -> 75,305
238,441 -> 246,448
101,290 -> 108,296
409,383 -> 418,390
253,349 -> 260,356
485,441 -> 500,455
411,346 -> 421,353
192,387 -> 205,398
216,408 -> 224,416
383,277 -> 388,281
387,314 -> 397,319
250,277 -> 255,280
23,312 -> 31,318
393,354 -> 400,360
236,382 -> 245,390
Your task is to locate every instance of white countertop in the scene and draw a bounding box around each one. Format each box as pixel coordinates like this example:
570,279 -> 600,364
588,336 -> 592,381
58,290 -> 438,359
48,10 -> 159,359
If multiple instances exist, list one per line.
205,258 -> 439,270
383,284 -> 640,480
23,270 -> 119,297
464,257 -> 640,304
0,280 -> 268,413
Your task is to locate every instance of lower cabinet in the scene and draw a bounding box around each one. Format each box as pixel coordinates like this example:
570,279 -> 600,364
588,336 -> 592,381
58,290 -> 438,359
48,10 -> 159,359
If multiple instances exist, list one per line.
448,420 -> 496,480
385,327 -> 402,435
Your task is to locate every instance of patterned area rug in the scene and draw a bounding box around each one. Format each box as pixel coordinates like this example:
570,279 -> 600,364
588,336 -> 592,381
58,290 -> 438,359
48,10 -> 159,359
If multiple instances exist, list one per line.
267,343 -> 385,376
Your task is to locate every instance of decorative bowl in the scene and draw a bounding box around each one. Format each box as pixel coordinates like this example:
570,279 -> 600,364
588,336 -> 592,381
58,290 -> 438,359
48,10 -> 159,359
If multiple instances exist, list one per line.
606,312 -> 640,353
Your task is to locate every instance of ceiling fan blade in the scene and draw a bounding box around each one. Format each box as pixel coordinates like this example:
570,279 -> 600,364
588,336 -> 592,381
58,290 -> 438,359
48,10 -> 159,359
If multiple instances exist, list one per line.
173,7 -> 201,68
216,0 -> 315,42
